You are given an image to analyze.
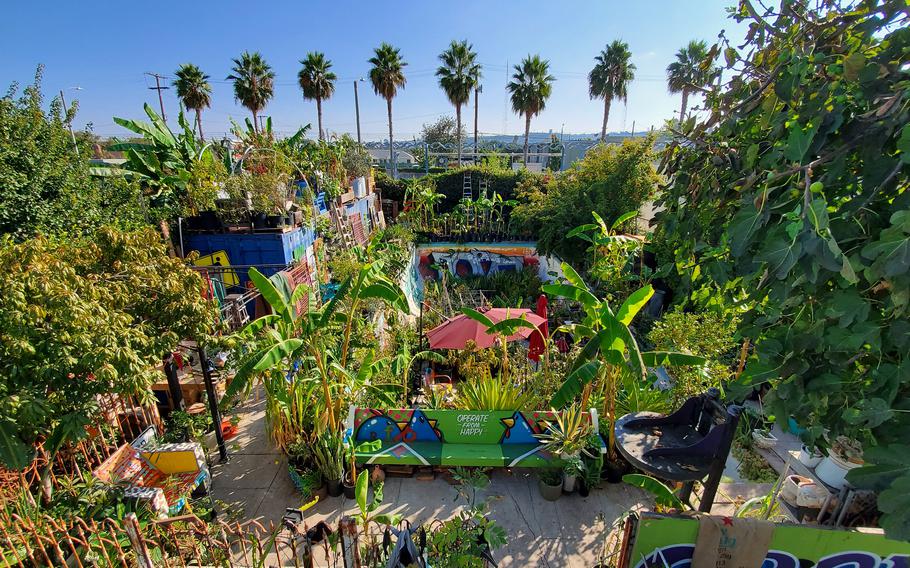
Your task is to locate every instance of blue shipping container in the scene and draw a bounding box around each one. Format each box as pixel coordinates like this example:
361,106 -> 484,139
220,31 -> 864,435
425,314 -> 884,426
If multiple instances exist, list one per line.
185,226 -> 316,285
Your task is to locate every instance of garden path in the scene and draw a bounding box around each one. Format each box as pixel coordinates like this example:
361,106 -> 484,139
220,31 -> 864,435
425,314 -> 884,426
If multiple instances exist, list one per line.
207,388 -> 774,564
208,388 -> 652,566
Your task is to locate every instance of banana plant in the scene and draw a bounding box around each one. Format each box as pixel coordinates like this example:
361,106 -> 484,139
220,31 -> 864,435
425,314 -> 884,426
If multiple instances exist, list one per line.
542,262 -> 705,458
222,260 -> 408,438
389,338 -> 445,404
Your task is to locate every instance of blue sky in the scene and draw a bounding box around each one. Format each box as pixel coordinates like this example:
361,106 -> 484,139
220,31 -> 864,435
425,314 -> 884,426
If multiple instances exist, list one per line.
2,1 -> 746,141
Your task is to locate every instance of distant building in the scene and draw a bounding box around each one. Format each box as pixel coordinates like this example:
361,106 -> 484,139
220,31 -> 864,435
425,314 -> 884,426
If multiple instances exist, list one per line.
367,148 -> 416,166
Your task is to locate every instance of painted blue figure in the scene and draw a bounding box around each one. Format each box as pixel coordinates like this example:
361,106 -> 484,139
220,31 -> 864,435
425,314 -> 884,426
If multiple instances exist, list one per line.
401,409 -> 443,443
356,413 -> 403,443
499,411 -> 538,444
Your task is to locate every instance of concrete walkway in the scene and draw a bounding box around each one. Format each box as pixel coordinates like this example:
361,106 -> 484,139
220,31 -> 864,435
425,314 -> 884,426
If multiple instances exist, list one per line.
209,391 -> 651,566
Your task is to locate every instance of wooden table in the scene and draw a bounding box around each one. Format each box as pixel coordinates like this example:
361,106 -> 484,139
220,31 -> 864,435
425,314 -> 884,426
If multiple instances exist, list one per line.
152,368 -> 226,410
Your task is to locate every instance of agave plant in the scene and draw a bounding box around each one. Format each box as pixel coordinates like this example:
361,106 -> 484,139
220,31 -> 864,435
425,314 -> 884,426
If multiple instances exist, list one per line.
454,376 -> 537,411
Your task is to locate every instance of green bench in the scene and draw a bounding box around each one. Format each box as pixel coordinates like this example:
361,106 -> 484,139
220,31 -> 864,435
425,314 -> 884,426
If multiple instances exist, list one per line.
345,406 -> 605,468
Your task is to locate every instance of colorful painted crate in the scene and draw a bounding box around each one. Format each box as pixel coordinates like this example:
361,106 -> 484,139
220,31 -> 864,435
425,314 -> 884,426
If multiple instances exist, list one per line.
92,428 -> 208,517
345,406 -> 605,468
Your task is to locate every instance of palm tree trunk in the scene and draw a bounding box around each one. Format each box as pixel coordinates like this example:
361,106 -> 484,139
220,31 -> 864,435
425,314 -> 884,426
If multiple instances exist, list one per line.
317,97 -> 324,141
195,108 -> 205,141
601,97 -> 612,142
523,114 -> 531,166
252,109 -> 259,134
386,97 -> 394,177
455,104 -> 462,166
679,89 -> 689,123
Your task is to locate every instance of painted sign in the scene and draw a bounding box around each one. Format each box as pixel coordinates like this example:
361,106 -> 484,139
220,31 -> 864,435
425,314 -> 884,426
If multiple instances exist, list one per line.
349,407 -> 600,467
624,513 -> 910,568
193,250 -> 239,286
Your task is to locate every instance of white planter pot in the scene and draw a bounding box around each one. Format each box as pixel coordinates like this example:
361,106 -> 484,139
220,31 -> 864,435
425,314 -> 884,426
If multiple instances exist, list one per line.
798,445 -> 823,468
562,474 -> 576,493
815,451 -> 862,489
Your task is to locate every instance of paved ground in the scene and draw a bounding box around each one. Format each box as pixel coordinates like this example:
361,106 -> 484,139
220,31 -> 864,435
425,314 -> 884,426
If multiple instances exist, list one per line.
206,388 -> 778,565
208,391 -> 652,566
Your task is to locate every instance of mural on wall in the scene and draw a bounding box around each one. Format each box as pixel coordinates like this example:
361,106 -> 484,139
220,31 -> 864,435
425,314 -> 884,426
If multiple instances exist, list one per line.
417,243 -> 544,281
627,514 -> 910,568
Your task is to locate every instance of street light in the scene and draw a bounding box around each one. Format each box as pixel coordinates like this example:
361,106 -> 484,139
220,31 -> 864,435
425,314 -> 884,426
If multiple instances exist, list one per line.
59,87 -> 82,156
354,78 -> 364,144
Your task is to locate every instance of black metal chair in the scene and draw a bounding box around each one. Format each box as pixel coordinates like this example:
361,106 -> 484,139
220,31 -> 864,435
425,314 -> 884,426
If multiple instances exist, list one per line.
614,388 -> 742,512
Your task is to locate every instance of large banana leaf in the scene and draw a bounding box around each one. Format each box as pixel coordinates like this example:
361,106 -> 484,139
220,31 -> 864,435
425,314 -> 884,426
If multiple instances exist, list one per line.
541,283 -> 599,308
550,360 -> 602,408
560,262 -> 590,292
615,285 -> 654,326
248,267 -> 291,321
622,474 -> 685,510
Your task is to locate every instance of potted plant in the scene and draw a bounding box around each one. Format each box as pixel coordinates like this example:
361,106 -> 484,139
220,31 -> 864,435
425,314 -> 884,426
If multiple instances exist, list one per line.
816,436 -> 864,489
341,436 -> 382,500
798,444 -> 824,468
751,427 -> 778,449
562,455 -> 584,493
538,468 -> 563,501
580,453 -> 603,496
312,430 -> 345,497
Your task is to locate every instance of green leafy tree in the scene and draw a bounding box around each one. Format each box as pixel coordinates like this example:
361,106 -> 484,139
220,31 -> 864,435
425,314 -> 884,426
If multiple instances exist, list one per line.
665,40 -> 714,123
297,52 -> 337,141
172,63 -> 212,140
436,40 -> 481,165
507,55 -> 555,165
0,68 -> 148,240
653,0 -> 909,538
0,228 -> 216,495
368,43 -> 407,168
589,40 -> 636,141
227,51 -> 275,133
511,136 -> 658,265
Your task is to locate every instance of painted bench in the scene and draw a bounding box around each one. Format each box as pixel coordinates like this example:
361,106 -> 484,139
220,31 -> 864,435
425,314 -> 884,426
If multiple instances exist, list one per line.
92,427 -> 208,517
346,406 -> 604,468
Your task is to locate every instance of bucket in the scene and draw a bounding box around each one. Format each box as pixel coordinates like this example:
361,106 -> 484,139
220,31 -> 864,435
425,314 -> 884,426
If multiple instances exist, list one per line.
815,451 -> 862,489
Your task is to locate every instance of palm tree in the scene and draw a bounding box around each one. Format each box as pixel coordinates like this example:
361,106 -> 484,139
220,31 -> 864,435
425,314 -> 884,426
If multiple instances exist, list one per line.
666,40 -> 712,123
436,40 -> 481,165
368,43 -> 407,172
507,55 -> 555,166
297,52 -> 337,141
227,51 -> 275,133
589,41 -> 636,142
173,64 -> 212,140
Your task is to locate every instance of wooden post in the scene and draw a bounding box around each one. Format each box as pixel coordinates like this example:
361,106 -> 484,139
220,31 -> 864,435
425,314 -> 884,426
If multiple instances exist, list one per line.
123,513 -> 155,568
339,516 -> 361,568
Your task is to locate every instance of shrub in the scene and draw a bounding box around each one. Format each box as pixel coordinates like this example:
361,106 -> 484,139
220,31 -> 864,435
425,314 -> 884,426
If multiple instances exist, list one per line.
647,309 -> 740,404
511,136 -> 659,264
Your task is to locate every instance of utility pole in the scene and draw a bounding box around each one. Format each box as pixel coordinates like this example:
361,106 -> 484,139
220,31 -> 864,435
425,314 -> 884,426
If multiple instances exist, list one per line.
59,88 -> 80,156
145,72 -> 169,122
473,85 -> 482,163
354,79 -> 363,144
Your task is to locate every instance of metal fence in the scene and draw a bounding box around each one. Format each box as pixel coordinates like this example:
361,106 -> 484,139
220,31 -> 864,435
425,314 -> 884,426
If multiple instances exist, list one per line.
0,510 -> 419,568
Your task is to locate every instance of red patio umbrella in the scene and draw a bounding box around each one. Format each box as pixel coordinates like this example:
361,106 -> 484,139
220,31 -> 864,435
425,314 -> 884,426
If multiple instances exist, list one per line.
528,295 -> 549,362
426,308 -> 546,350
